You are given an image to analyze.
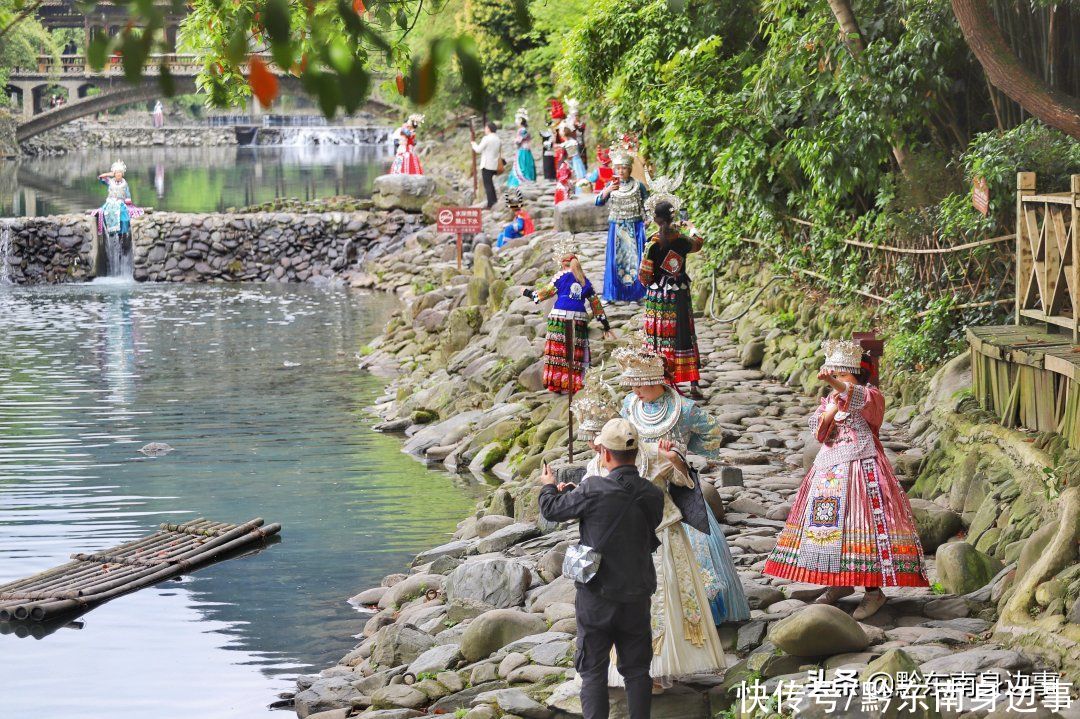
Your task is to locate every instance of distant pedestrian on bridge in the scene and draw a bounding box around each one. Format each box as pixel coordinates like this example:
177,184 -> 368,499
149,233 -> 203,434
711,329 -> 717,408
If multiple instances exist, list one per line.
152,101 -> 164,129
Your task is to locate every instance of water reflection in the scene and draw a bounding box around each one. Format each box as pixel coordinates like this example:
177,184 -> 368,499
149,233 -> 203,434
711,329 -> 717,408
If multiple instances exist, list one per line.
1,145 -> 393,217
0,283 -> 480,718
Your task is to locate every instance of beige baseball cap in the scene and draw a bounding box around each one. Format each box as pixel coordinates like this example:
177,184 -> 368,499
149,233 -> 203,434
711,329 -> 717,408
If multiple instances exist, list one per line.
595,418 -> 639,451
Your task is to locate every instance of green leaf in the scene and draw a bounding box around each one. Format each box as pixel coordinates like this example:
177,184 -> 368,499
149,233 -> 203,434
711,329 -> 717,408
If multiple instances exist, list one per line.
339,64 -> 370,114
454,38 -> 487,111
120,34 -> 149,83
225,25 -> 249,65
87,35 -> 111,71
336,0 -> 364,36
264,0 -> 291,44
158,64 -> 176,96
327,39 -> 353,74
395,8 -> 409,29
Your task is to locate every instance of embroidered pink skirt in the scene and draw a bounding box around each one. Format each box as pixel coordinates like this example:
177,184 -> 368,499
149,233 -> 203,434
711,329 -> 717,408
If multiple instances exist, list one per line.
764,449 -> 929,588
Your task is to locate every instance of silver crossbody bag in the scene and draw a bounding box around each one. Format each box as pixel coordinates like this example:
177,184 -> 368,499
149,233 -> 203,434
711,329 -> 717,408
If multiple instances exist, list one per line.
562,492 -> 639,584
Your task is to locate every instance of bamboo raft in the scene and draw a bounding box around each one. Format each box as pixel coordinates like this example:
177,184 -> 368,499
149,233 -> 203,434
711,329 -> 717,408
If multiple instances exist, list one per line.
0,517 -> 281,623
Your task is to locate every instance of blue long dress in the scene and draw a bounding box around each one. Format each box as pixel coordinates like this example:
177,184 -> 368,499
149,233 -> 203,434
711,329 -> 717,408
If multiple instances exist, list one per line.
506,127 -> 537,188
622,389 -> 752,624
595,179 -> 647,302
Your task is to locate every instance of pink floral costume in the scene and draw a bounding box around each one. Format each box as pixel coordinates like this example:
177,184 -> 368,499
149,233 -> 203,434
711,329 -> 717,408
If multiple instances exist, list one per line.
764,383 -> 929,588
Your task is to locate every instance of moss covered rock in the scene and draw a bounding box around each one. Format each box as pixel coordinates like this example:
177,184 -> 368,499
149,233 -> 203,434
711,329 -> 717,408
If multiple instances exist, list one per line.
936,541 -> 1003,594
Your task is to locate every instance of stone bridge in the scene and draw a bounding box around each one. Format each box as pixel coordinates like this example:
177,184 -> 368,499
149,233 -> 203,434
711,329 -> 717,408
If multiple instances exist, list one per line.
7,54 -> 393,143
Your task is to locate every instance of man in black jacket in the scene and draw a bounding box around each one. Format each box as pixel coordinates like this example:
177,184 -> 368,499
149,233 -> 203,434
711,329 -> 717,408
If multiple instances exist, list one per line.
538,419 -> 664,719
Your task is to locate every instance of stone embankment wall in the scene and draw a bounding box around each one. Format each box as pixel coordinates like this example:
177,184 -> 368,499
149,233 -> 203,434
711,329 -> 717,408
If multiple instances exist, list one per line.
0,207 -> 425,284
134,209 -> 423,282
21,124 -> 238,155
1,215 -> 96,283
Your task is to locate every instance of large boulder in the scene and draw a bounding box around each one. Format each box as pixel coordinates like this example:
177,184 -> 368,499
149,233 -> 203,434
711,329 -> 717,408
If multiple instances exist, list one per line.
378,573 -> 445,610
936,541 -> 1003,594
474,521 -> 539,553
459,608 -> 548,662
372,174 -> 436,212
370,684 -> 427,710
768,604 -> 870,657
445,558 -> 532,609
293,677 -> 365,718
922,351 -> 972,414
909,499 -> 963,553
371,624 -> 437,669
406,643 -> 463,676
554,198 -> 608,233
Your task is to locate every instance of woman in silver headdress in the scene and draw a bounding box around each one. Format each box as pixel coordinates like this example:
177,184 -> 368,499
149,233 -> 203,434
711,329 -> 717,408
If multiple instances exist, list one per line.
95,160 -> 143,252
639,178 -> 705,398
605,341 -> 731,688
595,141 -> 647,303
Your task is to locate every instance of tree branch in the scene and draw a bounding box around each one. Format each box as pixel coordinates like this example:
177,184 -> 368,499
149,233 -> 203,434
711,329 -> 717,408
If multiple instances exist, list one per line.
0,0 -> 43,42
951,0 -> 1080,139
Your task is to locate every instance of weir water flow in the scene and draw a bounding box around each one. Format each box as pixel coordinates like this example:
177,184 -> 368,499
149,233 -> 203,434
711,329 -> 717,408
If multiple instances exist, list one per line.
101,231 -> 133,280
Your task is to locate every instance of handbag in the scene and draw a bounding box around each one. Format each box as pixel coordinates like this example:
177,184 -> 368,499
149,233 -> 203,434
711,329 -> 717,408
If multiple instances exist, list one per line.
496,156 -> 506,175
562,490 -> 639,584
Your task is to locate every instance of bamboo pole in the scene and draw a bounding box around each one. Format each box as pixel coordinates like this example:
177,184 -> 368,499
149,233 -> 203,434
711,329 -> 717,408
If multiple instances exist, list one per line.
566,319 -> 575,463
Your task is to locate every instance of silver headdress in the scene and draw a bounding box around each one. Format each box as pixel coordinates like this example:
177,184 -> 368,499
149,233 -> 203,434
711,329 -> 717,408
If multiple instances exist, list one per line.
610,133 -> 637,167
822,339 -> 864,374
613,332 -> 667,387
565,98 -> 580,116
643,172 -> 683,222
572,365 -> 620,439
407,113 -> 425,126
515,106 -> 529,123
504,187 -> 524,209
609,146 -> 633,168
552,235 -> 577,260
110,160 -> 127,174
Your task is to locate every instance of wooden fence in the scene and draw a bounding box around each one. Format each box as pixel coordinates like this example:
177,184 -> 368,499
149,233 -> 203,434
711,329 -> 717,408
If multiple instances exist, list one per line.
1016,173 -> 1080,340
743,216 -> 1016,315
969,174 -> 1080,447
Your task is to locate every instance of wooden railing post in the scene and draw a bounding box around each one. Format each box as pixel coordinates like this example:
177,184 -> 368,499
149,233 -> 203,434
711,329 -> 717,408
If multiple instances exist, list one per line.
1017,172 -> 1036,325
1073,174 -> 1080,341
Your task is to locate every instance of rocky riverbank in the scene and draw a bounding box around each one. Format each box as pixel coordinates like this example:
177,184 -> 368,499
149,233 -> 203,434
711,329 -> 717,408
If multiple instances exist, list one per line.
288,176 -> 1079,719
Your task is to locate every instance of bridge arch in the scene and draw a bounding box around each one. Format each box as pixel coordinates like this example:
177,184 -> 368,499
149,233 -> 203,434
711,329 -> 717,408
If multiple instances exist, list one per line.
16,76 -> 199,142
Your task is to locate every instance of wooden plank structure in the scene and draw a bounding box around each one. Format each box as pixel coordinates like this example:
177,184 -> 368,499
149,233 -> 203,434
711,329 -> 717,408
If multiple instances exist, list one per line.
971,174 -> 1080,447
0,517 -> 280,623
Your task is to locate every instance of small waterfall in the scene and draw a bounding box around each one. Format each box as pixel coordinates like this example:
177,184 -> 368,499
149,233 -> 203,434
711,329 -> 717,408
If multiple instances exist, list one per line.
0,223 -> 12,285
100,232 -> 133,281
246,126 -> 393,147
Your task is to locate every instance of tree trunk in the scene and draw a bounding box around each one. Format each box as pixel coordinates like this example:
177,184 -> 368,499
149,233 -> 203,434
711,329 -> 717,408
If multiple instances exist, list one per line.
826,0 -> 865,53
952,0 -> 1080,139
826,0 -> 911,174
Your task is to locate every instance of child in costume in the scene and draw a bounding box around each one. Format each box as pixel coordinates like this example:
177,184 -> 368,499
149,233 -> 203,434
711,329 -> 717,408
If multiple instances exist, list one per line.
495,188 -> 535,248
522,238 -> 613,394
